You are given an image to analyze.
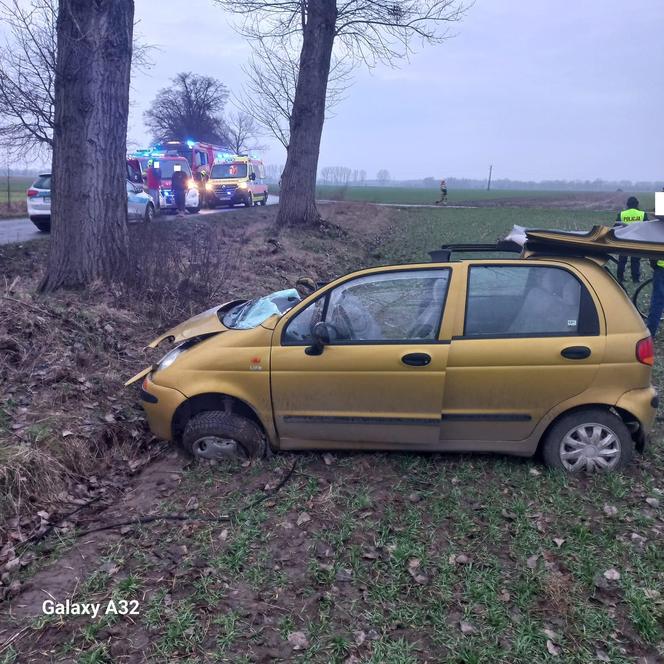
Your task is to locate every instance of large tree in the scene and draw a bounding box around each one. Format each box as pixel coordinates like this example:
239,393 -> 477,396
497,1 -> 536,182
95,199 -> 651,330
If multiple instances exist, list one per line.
0,0 -> 151,160
144,72 -> 229,144
224,111 -> 263,155
216,0 -> 465,228
40,0 -> 134,292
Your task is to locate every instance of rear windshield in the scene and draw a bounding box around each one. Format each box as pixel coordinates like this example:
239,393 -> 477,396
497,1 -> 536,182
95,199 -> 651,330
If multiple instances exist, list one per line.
33,175 -> 51,190
211,163 -> 247,179
153,160 -> 191,179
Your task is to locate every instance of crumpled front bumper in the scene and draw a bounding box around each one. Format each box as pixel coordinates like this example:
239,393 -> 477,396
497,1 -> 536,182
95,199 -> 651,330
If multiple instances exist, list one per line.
140,374 -> 187,442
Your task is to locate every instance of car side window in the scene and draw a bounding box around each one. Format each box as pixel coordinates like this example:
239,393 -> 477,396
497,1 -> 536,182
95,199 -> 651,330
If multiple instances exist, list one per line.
464,265 -> 595,337
283,269 -> 450,345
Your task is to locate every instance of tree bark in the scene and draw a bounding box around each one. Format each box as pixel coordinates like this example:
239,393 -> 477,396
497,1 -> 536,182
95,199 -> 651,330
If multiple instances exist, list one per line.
40,0 -> 134,292
275,0 -> 336,229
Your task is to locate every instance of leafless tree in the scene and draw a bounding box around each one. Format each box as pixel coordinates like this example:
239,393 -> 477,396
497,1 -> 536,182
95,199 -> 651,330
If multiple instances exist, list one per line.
145,72 -> 230,145
241,37 -> 350,150
224,111 -> 264,155
40,0 -> 134,292
0,0 -> 152,161
215,0 -> 466,228
377,169 -> 391,184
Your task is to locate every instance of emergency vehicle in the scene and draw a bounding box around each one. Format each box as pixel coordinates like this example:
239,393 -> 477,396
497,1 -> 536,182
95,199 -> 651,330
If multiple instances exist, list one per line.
205,156 -> 269,208
132,154 -> 200,213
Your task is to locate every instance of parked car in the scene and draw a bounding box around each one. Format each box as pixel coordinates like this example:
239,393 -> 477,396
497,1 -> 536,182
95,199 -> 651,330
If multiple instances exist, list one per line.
26,174 -> 155,232
126,240 -> 657,474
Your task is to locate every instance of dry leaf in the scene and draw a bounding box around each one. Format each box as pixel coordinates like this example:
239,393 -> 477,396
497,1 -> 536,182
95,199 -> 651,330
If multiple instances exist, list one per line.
553,538 -> 565,548
297,512 -> 311,526
529,468 -> 542,476
459,621 -> 475,635
596,649 -> 610,662
543,628 -> 559,640
287,631 -> 309,650
603,504 -> 618,517
526,554 -> 539,569
603,568 -> 621,581
322,453 -> 335,465
546,639 -> 561,656
645,497 -> 660,508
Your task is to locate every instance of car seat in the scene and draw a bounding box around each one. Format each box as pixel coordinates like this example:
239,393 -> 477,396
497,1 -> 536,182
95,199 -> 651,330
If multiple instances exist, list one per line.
407,278 -> 448,339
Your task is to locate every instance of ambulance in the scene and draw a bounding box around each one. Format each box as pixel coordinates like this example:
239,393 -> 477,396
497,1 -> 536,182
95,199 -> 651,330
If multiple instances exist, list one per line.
205,156 -> 269,208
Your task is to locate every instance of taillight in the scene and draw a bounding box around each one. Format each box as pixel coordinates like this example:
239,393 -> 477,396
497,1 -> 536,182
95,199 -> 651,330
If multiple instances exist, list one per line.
27,188 -> 39,197
636,336 -> 654,366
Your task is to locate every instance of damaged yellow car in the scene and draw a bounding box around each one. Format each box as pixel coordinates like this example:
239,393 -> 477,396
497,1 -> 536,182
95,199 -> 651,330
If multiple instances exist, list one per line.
127,227 -> 662,474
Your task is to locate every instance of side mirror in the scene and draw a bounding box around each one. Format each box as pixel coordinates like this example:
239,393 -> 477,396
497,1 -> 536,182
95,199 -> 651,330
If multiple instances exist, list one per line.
305,321 -> 330,356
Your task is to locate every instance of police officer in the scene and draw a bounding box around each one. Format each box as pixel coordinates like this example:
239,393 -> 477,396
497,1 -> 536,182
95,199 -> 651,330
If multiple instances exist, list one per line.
616,196 -> 649,283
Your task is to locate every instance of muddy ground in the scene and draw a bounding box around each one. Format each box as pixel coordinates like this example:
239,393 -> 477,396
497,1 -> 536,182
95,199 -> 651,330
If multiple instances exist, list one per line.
0,203 -> 662,663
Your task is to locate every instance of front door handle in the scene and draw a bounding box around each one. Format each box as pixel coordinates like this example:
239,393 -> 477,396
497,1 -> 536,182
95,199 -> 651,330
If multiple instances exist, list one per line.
561,346 -> 591,360
402,352 -> 431,367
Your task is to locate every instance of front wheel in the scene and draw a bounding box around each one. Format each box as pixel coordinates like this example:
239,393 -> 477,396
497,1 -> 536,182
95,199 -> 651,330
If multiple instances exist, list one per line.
31,220 -> 51,233
260,194 -> 268,206
541,408 -> 633,473
244,193 -> 253,208
182,412 -> 266,462
186,206 -> 200,214
144,203 -> 154,223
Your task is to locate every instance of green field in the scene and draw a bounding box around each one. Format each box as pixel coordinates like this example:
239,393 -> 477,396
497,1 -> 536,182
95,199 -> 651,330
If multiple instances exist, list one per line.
315,185 -> 657,210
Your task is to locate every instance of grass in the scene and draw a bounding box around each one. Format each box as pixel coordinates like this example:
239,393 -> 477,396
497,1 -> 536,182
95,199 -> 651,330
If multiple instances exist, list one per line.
1,200 -> 662,662
316,185 -> 657,209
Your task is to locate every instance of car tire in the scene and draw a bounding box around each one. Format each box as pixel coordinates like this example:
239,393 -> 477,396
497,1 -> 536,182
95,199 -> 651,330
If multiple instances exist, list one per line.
244,193 -> 253,208
260,194 -> 267,206
541,408 -> 633,473
31,220 -> 51,233
186,206 -> 200,214
182,411 -> 266,462
144,203 -> 154,223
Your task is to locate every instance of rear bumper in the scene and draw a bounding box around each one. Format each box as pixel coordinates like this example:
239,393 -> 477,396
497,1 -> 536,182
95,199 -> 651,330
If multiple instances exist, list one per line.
615,386 -> 657,445
140,375 -> 187,442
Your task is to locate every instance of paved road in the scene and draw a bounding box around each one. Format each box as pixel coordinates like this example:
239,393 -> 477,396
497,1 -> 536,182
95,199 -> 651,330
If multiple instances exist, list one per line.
0,195 -> 279,246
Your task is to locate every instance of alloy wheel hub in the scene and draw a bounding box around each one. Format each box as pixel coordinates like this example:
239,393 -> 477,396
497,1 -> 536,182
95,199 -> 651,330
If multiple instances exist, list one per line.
192,436 -> 246,461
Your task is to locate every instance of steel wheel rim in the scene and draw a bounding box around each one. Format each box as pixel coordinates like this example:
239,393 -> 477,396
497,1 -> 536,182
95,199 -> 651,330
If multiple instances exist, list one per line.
192,435 -> 247,461
559,422 -> 621,473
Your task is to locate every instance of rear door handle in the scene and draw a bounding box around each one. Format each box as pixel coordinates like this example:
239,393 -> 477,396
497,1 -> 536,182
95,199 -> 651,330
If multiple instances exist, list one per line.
401,352 -> 431,366
561,346 -> 591,360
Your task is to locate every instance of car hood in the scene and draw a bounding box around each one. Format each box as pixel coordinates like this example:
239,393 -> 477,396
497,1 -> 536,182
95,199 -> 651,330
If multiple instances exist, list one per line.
147,299 -> 245,348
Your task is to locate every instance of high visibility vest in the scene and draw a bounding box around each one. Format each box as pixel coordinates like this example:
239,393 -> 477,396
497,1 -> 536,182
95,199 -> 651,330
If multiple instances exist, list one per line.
620,208 -> 646,223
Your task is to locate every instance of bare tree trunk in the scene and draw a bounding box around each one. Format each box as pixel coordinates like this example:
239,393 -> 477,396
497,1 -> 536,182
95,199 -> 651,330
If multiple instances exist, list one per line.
40,0 -> 134,292
275,0 -> 336,229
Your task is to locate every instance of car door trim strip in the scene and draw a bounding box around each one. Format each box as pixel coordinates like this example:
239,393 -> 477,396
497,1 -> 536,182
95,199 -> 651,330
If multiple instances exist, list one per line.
283,415 -> 441,426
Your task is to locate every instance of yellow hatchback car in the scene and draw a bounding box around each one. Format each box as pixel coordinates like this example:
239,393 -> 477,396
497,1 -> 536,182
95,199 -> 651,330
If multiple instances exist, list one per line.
127,242 -> 657,474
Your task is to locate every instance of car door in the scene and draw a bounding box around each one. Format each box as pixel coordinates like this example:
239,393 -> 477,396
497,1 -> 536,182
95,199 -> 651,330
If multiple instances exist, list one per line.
126,180 -> 139,219
271,267 -> 453,448
440,262 -> 606,443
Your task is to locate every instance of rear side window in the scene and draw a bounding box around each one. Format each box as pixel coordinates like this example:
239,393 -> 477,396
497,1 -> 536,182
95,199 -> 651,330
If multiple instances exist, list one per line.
34,175 -> 51,190
464,265 -> 599,337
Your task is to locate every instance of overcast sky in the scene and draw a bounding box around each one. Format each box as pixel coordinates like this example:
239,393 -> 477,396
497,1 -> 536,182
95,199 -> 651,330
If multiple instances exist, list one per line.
130,0 -> 659,182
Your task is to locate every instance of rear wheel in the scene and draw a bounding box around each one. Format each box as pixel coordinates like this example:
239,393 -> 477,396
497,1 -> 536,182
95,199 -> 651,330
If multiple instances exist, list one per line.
541,408 -> 633,473
260,193 -> 268,206
31,219 -> 51,233
182,412 -> 265,462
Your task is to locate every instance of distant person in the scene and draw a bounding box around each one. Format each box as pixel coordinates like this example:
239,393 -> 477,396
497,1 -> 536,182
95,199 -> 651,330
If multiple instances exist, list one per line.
145,160 -> 161,213
171,165 -> 187,216
615,196 -> 648,283
436,179 -> 448,205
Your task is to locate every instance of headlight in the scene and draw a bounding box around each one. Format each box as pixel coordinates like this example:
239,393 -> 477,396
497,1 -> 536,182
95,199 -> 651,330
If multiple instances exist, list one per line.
156,346 -> 184,372
205,182 -> 214,191
237,182 -> 248,189
187,178 -> 196,189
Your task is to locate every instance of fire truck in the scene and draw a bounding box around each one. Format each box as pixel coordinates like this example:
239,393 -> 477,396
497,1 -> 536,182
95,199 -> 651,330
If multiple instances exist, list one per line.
131,141 -> 234,206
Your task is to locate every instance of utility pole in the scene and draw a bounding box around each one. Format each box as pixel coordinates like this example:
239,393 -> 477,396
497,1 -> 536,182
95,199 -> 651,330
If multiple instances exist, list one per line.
487,164 -> 493,191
